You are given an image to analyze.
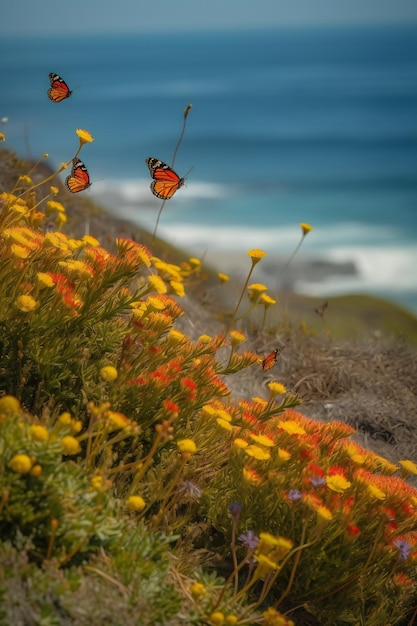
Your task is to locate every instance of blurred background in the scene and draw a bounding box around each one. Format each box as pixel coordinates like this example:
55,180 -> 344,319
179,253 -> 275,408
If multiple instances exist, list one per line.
1,0 -> 417,312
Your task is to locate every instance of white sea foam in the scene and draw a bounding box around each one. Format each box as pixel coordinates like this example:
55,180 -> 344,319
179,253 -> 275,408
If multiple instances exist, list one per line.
91,178 -> 232,207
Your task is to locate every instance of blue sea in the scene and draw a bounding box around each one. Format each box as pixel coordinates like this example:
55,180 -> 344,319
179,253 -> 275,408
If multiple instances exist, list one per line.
1,26 -> 417,312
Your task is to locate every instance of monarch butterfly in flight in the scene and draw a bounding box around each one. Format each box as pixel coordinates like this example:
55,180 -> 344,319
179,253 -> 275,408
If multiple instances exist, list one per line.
65,158 -> 91,193
262,347 -> 285,372
145,157 -> 185,200
48,73 -> 72,103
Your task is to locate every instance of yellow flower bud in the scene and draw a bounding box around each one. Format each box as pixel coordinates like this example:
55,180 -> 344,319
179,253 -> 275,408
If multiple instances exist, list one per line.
0,395 -> 20,415
10,454 -> 33,474
30,464 -> 42,476
100,365 -> 118,382
190,582 -> 206,598
28,424 -> 49,442
61,436 -> 81,455
126,495 -> 146,511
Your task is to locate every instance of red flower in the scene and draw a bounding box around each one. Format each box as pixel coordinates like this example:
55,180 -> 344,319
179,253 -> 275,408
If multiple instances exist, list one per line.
164,400 -> 179,415
346,520 -> 361,537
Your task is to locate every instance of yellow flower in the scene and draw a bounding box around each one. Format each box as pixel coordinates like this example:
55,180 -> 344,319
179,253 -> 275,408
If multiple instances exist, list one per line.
177,439 -> 197,456
168,329 -> 187,343
189,582 -> 206,599
215,409 -> 232,422
148,274 -> 167,294
100,365 -> 118,382
70,419 -> 83,433
316,505 -> 333,521
218,272 -> 230,283
256,553 -> 279,573
300,222 -> 313,236
76,128 -> 94,144
188,257 -> 201,268
202,404 -> 217,416
367,484 -> 386,501
11,243 -> 30,259
107,411 -> 129,430
243,467 -> 263,484
326,474 -> 351,493
198,334 -> 212,343
46,200 -> 66,215
147,296 -> 166,311
399,459 -> 417,476
217,418 -> 233,431
50,186 -> 59,195
58,412 -> 72,425
225,617 -> 238,626
247,283 -> 268,301
15,295 -> 38,313
209,612 -> 225,625
91,475 -> 104,490
278,448 -> 291,461
268,381 -> 287,397
260,293 -> 277,306
247,248 -> 266,264
230,330 -> 246,346
263,607 -> 294,626
82,235 -> 100,247
170,280 -> 185,297
0,395 -> 20,415
10,454 -> 33,474
234,438 -> 248,449
37,272 -> 54,288
250,433 -> 275,447
245,445 -> 271,461
277,419 -> 306,435
61,436 -> 81,455
126,495 -> 146,512
28,424 -> 49,442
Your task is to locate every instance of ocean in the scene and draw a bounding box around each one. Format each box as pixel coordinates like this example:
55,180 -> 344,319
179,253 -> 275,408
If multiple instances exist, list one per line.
1,26 -> 417,312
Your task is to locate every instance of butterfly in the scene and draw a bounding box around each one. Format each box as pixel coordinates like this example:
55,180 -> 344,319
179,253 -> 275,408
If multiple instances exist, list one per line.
48,73 -> 72,103
262,347 -> 285,372
65,158 -> 91,193
145,157 -> 185,200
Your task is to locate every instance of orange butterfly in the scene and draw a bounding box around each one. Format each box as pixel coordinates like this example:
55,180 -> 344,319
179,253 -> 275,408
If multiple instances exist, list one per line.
48,72 -> 72,103
65,158 -> 91,193
146,157 -> 185,200
262,347 -> 284,372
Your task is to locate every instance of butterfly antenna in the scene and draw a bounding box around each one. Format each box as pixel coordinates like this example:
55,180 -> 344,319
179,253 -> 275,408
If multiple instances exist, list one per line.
171,104 -> 192,168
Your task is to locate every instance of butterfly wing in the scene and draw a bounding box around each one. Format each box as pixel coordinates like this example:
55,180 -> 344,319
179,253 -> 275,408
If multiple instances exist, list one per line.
262,347 -> 284,372
48,73 -> 72,103
65,158 -> 91,193
146,157 -> 184,200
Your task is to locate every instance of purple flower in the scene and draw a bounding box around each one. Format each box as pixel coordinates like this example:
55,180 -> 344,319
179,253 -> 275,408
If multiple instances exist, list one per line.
238,530 -> 259,551
393,539 -> 412,561
228,502 -> 243,521
310,476 -> 327,488
288,489 -> 302,502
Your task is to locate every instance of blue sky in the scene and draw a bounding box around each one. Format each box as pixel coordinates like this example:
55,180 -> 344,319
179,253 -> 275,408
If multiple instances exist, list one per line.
4,0 -> 417,35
